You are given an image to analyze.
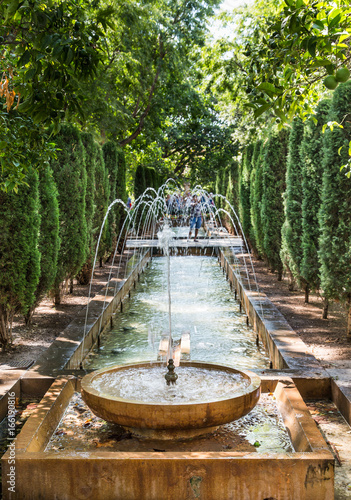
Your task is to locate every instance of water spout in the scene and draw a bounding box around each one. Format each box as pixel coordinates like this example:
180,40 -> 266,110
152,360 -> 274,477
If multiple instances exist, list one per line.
165,358 -> 178,385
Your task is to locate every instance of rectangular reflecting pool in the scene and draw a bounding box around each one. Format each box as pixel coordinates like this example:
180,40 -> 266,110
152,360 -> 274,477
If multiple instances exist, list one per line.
84,255 -> 270,370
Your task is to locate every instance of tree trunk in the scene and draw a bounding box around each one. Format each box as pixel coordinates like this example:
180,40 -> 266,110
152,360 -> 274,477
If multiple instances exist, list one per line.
99,257 -> 103,268
69,278 -> 74,294
54,289 -> 61,306
0,305 -> 11,349
288,274 -> 295,291
347,295 -> 351,339
322,297 -> 328,319
76,262 -> 92,286
24,306 -> 34,327
304,284 -> 309,304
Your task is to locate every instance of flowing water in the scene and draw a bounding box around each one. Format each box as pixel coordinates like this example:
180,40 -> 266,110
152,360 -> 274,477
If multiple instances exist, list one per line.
84,255 -> 270,370
90,366 -> 250,403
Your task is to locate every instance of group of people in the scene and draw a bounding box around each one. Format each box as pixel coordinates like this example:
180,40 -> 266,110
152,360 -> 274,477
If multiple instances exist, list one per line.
165,191 -> 215,242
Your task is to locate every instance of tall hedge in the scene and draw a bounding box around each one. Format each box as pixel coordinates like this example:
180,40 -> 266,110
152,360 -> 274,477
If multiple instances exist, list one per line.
215,169 -> 222,209
103,141 -> 119,248
221,167 -> 229,209
239,143 -> 254,244
94,145 -> 110,267
115,147 -> 128,252
78,132 -> 97,284
300,99 -> 331,315
51,124 -> 87,303
280,118 -> 305,294
261,129 -> 289,280
250,140 -> 265,257
116,148 -> 127,201
25,166 -> 60,324
225,160 -> 239,223
0,169 -> 40,346
144,166 -> 154,189
319,81 -> 351,336
134,163 -> 146,201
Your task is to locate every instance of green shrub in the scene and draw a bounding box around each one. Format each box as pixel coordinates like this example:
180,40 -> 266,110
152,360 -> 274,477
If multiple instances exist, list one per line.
0,169 -> 40,346
25,166 -> 60,324
261,130 -> 289,280
318,82 -> 351,335
239,144 -> 254,244
51,124 -> 87,303
250,140 -> 265,257
280,118 -> 305,292
300,99 -> 331,311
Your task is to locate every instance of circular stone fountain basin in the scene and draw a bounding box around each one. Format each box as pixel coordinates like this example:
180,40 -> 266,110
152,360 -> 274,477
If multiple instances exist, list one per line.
81,361 -> 261,440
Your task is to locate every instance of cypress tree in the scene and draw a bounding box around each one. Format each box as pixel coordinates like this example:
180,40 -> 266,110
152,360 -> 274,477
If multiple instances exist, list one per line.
116,147 -> 127,206
133,164 -> 147,234
134,164 -> 146,200
215,169 -> 222,209
261,129 -> 289,280
51,124 -> 87,303
25,166 -> 60,324
94,145 -> 110,267
103,141 -> 119,250
0,169 -> 40,346
250,140 -> 265,257
319,81 -> 351,336
115,147 -> 128,253
144,167 -> 154,189
78,132 -> 97,284
239,144 -> 254,244
300,99 -> 331,316
221,167 -> 229,203
150,168 -> 158,190
225,160 -> 239,222
229,160 -> 240,217
280,118 -> 305,294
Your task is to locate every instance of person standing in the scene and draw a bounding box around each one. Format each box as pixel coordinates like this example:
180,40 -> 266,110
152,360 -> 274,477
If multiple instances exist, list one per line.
188,195 -> 202,242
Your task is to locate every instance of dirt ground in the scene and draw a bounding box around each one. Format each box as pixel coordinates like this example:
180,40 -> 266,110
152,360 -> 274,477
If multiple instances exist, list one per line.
0,260 -> 126,370
0,253 -> 350,370
249,257 -> 351,368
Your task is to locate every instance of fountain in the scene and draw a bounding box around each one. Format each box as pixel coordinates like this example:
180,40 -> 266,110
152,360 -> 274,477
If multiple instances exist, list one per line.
81,361 -> 261,439
1,181 -> 335,500
80,213 -> 261,440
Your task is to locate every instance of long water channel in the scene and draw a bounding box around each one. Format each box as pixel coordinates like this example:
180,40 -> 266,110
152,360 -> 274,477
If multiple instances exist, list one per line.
84,255 -> 270,370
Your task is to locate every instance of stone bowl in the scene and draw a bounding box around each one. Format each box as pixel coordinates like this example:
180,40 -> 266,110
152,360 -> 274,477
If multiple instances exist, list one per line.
81,361 -> 261,440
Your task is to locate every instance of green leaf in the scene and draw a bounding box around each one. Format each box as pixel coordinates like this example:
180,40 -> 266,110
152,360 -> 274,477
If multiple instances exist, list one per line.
5,0 -> 20,20
24,68 -> 36,82
40,34 -> 52,50
17,50 -> 31,67
257,82 -> 280,95
0,141 -> 8,149
307,37 -> 317,58
65,47 -> 74,65
312,20 -> 325,30
340,34 -> 351,43
254,103 -> 272,118
52,43 -> 64,57
275,109 -> 288,123
309,59 -> 331,68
